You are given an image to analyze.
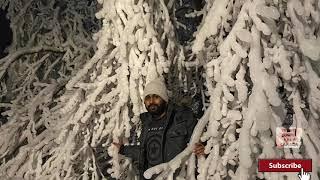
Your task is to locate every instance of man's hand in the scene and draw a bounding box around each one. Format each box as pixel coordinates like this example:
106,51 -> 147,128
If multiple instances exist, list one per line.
298,168 -> 311,180
193,142 -> 205,156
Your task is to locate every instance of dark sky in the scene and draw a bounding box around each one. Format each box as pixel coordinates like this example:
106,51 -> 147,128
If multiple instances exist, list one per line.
0,9 -> 12,59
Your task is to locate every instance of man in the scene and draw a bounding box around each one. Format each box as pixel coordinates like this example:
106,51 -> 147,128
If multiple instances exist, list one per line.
114,78 -> 204,179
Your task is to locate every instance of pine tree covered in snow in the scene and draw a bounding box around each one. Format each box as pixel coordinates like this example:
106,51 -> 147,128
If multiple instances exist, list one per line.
0,0 -> 320,180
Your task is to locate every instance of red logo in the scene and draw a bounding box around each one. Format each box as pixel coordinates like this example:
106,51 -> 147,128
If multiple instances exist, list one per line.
258,159 -> 312,172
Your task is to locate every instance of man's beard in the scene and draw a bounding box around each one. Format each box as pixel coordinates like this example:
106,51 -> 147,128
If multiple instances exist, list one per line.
146,102 -> 167,117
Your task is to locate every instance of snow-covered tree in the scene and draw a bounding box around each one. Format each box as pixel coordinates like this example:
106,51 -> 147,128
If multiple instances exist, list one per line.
0,0 -> 320,180
0,0 -> 101,178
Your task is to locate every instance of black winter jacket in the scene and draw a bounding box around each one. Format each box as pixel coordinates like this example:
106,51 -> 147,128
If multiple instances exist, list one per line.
119,102 -> 197,179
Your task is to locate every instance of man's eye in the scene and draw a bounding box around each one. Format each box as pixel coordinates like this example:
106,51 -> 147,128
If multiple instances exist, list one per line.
145,95 -> 151,99
153,95 -> 160,98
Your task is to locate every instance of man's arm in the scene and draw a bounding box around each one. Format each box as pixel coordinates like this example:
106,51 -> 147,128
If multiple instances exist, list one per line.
180,107 -> 198,141
114,113 -> 147,164
112,142 -> 140,163
119,144 -> 140,161
179,107 -> 205,156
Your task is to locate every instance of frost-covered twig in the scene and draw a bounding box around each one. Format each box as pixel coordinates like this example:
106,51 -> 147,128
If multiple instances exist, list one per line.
0,46 -> 64,80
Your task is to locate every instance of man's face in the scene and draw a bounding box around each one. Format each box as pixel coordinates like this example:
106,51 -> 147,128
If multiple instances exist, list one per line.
144,94 -> 167,116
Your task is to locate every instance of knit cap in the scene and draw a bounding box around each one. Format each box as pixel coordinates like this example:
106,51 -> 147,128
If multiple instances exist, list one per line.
143,78 -> 169,102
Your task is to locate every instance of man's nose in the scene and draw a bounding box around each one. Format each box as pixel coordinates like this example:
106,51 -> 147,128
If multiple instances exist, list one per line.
149,96 -> 155,103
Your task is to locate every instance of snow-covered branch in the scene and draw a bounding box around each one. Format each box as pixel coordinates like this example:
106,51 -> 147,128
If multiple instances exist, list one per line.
0,46 -> 64,80
1,0 -> 319,179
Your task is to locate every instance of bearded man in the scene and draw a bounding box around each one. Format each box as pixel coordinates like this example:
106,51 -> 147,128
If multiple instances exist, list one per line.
114,78 -> 204,179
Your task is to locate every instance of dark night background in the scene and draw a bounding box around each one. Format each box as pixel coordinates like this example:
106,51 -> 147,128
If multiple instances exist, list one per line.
0,9 -> 12,59
0,9 -> 11,125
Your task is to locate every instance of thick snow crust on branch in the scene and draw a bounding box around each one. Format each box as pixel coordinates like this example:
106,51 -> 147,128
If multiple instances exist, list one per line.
0,0 -> 100,179
0,0 -> 319,180
2,0 -> 177,179
145,0 -> 320,179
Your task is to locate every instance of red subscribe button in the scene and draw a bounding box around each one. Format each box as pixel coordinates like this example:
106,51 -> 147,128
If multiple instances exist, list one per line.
258,159 -> 312,172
